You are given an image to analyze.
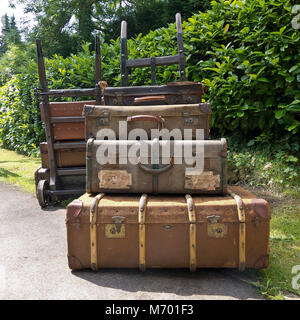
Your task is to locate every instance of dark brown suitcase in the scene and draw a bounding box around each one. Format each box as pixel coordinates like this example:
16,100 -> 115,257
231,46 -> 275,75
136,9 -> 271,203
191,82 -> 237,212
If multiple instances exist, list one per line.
40,100 -> 96,141
86,138 -> 227,195
40,142 -> 86,168
104,82 -> 206,106
66,186 -> 270,271
83,103 -> 211,140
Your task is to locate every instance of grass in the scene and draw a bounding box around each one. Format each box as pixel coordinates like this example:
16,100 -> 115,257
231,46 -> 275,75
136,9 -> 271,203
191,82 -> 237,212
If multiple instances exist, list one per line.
248,191 -> 300,299
0,145 -> 299,299
0,146 -> 41,193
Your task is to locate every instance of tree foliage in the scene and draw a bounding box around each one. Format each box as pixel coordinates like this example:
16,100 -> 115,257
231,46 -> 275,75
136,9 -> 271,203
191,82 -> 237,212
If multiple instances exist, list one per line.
0,0 -> 299,157
11,0 -> 211,56
0,14 -> 22,56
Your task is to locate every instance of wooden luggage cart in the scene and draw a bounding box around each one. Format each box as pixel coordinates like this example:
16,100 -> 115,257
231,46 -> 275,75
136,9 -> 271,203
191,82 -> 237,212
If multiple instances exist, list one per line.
104,13 -> 205,106
120,13 -> 186,86
35,36 -> 102,207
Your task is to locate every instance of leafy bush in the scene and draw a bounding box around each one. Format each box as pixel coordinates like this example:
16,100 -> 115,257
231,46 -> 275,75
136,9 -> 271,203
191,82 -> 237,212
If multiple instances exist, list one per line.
0,0 -> 299,156
0,69 -> 43,156
227,134 -> 300,194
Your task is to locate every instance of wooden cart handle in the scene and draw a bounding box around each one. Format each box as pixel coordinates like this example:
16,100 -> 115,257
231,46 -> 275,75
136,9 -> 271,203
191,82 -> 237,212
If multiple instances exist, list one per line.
134,95 -> 167,104
127,115 -> 165,124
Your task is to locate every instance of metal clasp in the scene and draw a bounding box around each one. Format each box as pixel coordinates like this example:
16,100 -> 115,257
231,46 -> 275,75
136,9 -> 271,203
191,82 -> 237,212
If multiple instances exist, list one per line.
112,216 -> 125,233
206,215 -> 221,224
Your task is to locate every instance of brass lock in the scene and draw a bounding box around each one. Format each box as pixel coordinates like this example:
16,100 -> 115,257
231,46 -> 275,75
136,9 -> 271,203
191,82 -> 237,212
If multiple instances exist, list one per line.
105,216 -> 126,238
206,215 -> 228,238
112,216 -> 125,233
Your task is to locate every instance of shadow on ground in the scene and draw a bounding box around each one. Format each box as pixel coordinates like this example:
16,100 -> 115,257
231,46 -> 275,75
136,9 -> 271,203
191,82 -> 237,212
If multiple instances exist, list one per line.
0,168 -> 20,178
70,268 -> 261,299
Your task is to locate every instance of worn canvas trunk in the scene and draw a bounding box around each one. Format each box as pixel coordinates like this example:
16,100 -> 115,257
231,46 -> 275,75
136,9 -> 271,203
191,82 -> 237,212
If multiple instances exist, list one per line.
66,186 -> 270,271
40,142 -> 86,168
86,138 -> 227,195
103,82 -> 206,106
83,103 -> 211,140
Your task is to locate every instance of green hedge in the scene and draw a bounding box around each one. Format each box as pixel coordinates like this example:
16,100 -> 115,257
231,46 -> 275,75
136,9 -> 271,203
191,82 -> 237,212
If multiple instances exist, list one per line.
0,0 -> 299,156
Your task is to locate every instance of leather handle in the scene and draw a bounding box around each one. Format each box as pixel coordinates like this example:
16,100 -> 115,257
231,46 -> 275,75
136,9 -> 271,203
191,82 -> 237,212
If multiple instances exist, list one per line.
127,115 -> 165,124
134,95 -> 167,104
138,158 -> 174,175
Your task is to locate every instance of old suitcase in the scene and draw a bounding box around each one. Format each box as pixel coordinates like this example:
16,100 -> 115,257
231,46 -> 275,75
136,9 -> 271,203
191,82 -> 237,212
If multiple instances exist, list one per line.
40,142 -> 86,168
40,100 -> 96,141
103,82 -> 206,106
66,186 -> 270,271
83,103 -> 211,140
86,138 -> 227,195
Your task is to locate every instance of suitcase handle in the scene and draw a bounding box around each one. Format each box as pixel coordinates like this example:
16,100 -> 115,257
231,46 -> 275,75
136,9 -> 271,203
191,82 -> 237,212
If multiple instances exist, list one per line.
127,115 -> 165,127
134,95 -> 167,104
138,157 -> 174,175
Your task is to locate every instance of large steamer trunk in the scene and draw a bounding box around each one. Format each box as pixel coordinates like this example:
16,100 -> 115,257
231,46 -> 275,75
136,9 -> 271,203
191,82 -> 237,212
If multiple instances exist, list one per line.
66,186 -> 270,271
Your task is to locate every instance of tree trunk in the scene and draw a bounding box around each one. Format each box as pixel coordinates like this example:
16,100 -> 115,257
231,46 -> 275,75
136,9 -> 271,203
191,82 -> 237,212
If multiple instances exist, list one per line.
77,0 -> 94,46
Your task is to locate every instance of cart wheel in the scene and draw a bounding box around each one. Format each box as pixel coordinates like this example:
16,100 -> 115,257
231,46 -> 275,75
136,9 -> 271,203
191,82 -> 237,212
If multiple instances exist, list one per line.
36,180 -> 50,207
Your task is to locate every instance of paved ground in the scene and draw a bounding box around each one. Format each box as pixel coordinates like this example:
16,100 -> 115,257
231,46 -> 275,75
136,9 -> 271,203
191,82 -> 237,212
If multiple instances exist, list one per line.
0,182 -> 264,300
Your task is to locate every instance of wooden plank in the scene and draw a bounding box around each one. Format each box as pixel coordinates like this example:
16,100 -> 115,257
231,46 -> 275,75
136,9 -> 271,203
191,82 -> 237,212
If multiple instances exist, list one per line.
121,22 -> 128,87
36,39 -> 57,192
38,88 -> 97,97
57,167 -> 86,176
47,189 -> 85,196
95,35 -> 101,83
54,141 -> 86,150
176,13 -> 186,81
126,54 -> 180,69
51,116 -> 84,123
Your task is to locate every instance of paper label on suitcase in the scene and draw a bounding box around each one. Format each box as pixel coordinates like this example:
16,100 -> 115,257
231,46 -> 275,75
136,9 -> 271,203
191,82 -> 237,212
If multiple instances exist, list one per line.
184,171 -> 220,191
98,170 -> 132,189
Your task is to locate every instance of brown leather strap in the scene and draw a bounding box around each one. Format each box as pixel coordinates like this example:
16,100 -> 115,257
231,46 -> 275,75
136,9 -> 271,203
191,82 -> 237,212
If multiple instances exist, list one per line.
185,194 -> 197,272
127,114 -> 165,124
228,189 -> 246,271
134,95 -> 167,104
90,193 -> 105,271
138,194 -> 148,272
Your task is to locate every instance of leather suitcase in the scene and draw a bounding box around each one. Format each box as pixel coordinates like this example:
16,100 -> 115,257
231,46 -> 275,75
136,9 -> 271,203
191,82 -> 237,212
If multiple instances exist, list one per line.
103,82 -> 206,106
40,142 -> 86,168
86,138 -> 227,195
40,100 -> 96,141
66,186 -> 270,271
83,103 -> 211,140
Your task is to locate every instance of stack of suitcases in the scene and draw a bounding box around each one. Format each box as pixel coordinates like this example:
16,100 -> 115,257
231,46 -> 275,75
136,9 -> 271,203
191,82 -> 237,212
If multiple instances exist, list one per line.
65,14 -> 270,272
